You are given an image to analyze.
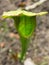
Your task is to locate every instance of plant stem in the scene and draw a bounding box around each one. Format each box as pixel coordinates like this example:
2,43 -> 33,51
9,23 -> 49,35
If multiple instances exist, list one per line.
19,36 -> 29,61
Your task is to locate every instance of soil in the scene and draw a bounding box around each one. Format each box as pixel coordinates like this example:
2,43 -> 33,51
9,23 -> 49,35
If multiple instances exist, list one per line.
0,0 -> 49,65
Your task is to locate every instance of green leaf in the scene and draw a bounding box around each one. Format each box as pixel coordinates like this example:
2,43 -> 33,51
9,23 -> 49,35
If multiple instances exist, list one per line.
18,15 -> 36,38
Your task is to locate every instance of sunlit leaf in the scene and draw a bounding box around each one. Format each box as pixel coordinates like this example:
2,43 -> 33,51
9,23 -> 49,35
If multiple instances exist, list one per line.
2,9 -> 48,18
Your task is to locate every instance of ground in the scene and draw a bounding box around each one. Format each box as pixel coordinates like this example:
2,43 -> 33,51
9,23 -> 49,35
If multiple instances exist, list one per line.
0,0 -> 49,65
